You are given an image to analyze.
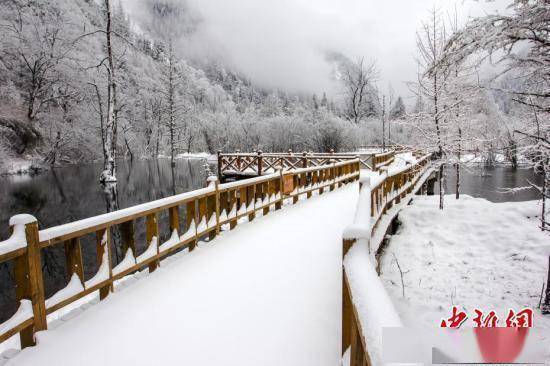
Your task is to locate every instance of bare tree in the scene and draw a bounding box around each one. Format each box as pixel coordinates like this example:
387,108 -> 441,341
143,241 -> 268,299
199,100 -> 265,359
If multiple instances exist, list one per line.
341,58 -> 379,123
98,0 -> 119,183
412,7 -> 451,209
438,0 -> 550,311
0,3 -> 77,122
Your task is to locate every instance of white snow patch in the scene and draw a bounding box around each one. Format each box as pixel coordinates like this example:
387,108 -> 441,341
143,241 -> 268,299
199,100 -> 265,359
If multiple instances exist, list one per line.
112,249 -> 136,276
159,229 -> 180,252
180,221 -> 196,242
136,236 -> 158,263
0,300 -> 33,335
45,274 -> 84,308
344,241 -> 403,366
380,195 -> 550,356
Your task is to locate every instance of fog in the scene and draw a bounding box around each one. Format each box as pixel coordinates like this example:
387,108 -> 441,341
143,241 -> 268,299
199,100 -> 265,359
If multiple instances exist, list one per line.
123,0 -> 511,100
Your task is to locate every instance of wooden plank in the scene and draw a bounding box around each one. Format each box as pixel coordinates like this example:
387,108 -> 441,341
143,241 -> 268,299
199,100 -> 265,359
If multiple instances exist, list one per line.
120,220 -> 136,258
275,174 -> 283,210
282,174 -> 294,195
25,221 -> 47,337
229,190 -> 237,229
247,185 -> 256,221
186,200 -> 197,251
263,181 -> 270,216
96,228 -> 113,300
0,318 -> 34,345
198,197 -> 207,236
146,213 -> 159,272
13,253 -> 34,347
64,237 -> 84,284
169,206 -> 180,234
207,192 -> 217,240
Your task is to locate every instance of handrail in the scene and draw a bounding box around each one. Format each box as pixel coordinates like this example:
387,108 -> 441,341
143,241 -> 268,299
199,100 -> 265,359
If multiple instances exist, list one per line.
218,148 -> 396,177
341,153 -> 432,366
0,159 -> 361,350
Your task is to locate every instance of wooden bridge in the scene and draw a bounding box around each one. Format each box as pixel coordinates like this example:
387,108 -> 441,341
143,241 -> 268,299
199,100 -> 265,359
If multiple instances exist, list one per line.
217,149 -> 396,181
0,149 -> 433,365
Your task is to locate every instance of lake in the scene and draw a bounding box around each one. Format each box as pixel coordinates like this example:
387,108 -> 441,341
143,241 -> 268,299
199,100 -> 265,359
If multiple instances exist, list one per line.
435,165 -> 544,203
0,158 -> 214,321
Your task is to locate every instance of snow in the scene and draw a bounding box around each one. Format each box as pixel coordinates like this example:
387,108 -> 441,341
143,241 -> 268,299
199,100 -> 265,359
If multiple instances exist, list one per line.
85,232 -> 110,289
207,214 -> 217,228
45,274 -> 84,308
179,221 -> 196,242
343,177 -> 371,241
6,183 -> 359,366
8,215 -> 36,227
112,249 -> 136,276
344,242 -> 403,366
0,215 -> 37,257
136,236 -> 158,263
0,301 -> 32,336
379,195 -> 550,353
196,216 -> 207,233
159,229 -> 180,252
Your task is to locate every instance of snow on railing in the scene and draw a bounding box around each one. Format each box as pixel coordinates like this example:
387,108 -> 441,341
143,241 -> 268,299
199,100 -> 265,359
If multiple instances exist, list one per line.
0,158 -> 361,351
341,152 -> 432,366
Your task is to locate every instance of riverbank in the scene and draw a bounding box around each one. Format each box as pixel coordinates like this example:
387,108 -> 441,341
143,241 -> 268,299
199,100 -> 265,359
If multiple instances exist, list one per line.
380,195 -> 550,345
0,153 -> 216,177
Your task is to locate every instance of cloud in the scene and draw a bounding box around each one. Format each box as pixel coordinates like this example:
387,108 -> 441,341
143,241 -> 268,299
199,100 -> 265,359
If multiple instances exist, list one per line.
123,0 -> 512,99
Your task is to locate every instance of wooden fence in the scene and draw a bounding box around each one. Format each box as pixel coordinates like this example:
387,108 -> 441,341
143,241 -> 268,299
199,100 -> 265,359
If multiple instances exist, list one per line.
341,154 -> 431,366
0,159 -> 360,350
217,149 -> 395,180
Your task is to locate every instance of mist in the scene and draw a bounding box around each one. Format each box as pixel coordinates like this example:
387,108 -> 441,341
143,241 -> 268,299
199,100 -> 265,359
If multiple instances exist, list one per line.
122,0 -> 511,99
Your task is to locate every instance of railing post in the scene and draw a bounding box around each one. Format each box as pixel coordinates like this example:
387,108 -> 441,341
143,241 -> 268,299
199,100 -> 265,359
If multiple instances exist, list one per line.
342,238 -> 356,355
96,227 -> 113,300
217,150 -> 222,181
302,152 -> 308,168
146,213 -> 159,272
276,169 -> 283,210
186,200 -> 197,251
12,215 -> 47,347
214,178 -> 221,235
64,237 -> 84,286
257,150 -> 263,176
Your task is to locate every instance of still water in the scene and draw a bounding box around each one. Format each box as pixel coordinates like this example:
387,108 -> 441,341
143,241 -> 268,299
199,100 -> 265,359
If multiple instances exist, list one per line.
0,158 -> 213,321
0,161 -> 543,321
436,165 -> 543,203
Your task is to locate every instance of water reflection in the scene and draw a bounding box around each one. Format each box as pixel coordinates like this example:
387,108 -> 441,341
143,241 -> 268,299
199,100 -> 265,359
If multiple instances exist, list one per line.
0,158 -> 211,321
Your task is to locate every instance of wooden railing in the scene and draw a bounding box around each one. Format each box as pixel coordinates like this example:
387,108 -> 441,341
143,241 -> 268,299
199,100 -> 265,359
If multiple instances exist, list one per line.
0,159 -> 360,349
217,149 -> 395,179
341,154 -> 431,366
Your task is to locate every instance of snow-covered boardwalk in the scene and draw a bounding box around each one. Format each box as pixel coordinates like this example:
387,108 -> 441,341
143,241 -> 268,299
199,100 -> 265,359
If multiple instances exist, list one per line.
7,185 -> 358,366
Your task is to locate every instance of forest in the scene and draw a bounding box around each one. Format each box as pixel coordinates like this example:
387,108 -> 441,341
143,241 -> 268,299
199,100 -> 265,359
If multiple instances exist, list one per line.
0,0 -> 545,182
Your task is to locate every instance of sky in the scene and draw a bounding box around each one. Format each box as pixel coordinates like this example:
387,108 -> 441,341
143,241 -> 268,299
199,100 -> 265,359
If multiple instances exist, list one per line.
124,0 -> 512,102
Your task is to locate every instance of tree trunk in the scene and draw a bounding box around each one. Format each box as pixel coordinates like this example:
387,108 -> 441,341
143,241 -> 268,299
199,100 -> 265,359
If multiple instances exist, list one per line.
456,127 -> 461,199
100,0 -> 118,183
439,163 -> 445,210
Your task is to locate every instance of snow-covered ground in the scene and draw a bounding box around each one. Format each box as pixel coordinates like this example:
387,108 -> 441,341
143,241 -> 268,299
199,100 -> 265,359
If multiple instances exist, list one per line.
3,183 -> 358,366
380,195 -> 550,335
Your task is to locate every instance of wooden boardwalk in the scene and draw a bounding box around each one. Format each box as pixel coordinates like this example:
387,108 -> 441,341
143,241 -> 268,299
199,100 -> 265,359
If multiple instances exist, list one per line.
4,184 -> 359,366
0,149 -> 433,365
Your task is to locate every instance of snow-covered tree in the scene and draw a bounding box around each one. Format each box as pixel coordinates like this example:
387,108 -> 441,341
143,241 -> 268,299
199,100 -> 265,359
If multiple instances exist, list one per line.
438,0 -> 549,311
390,97 -> 406,120
340,58 -> 379,123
